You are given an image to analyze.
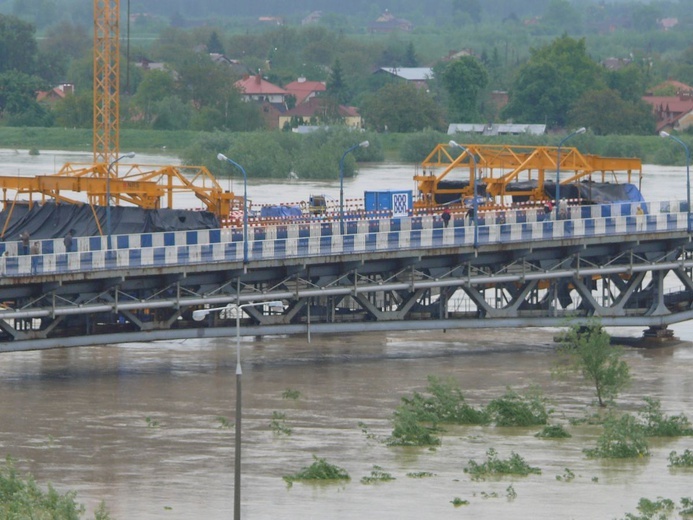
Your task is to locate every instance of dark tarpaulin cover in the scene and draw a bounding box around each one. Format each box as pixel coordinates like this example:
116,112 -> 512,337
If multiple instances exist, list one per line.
509,181 -> 644,203
0,202 -> 220,241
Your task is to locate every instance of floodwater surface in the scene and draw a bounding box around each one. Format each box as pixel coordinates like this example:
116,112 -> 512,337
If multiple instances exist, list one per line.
1,327 -> 692,520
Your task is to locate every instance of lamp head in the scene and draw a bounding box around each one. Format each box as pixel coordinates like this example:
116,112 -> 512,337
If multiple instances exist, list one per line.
124,151 -> 136,159
576,127 -> 586,135
217,153 -> 228,161
449,140 -> 459,148
359,141 -> 369,148
191,309 -> 208,321
660,131 -> 670,138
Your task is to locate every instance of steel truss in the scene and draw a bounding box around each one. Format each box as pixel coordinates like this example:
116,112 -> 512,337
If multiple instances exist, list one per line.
1,232 -> 693,351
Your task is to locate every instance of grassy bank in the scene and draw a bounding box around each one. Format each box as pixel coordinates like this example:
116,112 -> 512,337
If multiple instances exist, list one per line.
0,127 -> 689,166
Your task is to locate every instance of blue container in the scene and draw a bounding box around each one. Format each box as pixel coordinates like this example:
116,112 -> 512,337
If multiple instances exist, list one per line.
364,190 -> 412,217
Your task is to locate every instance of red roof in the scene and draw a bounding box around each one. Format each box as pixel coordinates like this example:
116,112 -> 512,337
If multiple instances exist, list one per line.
283,97 -> 359,118
235,74 -> 288,96
284,79 -> 326,104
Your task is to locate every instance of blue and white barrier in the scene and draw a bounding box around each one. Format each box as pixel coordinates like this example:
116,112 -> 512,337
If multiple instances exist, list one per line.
0,201 -> 688,277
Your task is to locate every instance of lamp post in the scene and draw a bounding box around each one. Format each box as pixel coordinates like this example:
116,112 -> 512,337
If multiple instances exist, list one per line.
106,152 -> 136,249
192,300 -> 282,520
449,140 -> 479,248
661,131 -> 691,232
339,141 -> 369,234
218,153 -> 249,263
555,127 -> 586,204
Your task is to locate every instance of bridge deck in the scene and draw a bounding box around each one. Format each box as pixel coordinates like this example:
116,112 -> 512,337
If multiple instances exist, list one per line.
1,200 -> 692,351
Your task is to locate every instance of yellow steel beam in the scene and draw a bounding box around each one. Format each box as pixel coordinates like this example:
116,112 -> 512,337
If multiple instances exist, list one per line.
415,143 -> 642,207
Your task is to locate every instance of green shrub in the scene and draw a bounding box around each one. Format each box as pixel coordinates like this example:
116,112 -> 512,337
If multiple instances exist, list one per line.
360,465 -> 395,484
0,456 -> 110,519
638,397 -> 693,437
283,455 -> 350,487
386,405 -> 441,447
584,413 -> 649,459
486,387 -> 550,426
281,388 -> 301,400
270,411 -> 292,436
464,448 -> 541,480
619,497 -> 675,520
535,424 -> 572,438
668,450 -> 693,468
400,376 -> 489,426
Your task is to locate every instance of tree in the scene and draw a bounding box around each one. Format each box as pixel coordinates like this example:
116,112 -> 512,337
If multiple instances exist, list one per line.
0,71 -> 48,117
556,322 -> 631,407
131,69 -> 176,125
403,42 -> 418,67
568,89 -> 654,135
0,14 -> 38,75
207,30 -> 225,54
452,0 -> 482,23
441,57 -> 488,122
360,82 -> 446,132
502,35 -> 604,128
327,58 -> 350,105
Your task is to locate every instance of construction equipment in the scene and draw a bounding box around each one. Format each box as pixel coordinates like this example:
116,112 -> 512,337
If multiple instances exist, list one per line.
414,143 -> 643,210
0,0 -> 243,227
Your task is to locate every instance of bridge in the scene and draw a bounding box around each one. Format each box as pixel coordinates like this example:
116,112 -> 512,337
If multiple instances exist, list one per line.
1,200 -> 692,352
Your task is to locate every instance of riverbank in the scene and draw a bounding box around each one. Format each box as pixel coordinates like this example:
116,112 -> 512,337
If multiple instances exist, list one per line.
0,127 -> 689,167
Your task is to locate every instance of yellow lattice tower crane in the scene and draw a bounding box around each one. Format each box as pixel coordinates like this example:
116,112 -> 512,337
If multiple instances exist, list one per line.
93,0 -> 121,167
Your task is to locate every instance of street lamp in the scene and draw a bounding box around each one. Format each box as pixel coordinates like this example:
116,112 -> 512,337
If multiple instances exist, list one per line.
339,141 -> 369,234
660,131 -> 691,232
106,152 -> 136,249
218,153 -> 249,263
555,127 -> 586,204
192,300 -> 282,520
449,140 -> 479,248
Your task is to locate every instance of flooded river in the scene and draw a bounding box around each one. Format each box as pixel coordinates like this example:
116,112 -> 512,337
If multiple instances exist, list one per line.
1,150 -> 693,519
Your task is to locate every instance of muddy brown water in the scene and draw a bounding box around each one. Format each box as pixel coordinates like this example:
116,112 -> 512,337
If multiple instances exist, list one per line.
1,326 -> 693,520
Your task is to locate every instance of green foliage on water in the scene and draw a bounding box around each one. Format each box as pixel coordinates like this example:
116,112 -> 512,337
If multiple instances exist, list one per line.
555,468 -> 576,482
283,455 -> 350,487
535,424 -> 572,439
216,416 -> 231,429
668,450 -> 693,468
145,416 -> 160,429
619,497 -> 676,520
281,388 -> 301,400
270,411 -> 292,436
450,497 -> 469,507
360,465 -> 395,484
637,398 -> 693,437
0,456 -> 111,519
182,128 -> 384,180
400,376 -> 490,426
464,448 -> 541,480
555,321 -> 631,408
386,405 -> 442,447
584,413 -> 649,459
406,471 -> 435,478
486,387 -> 550,427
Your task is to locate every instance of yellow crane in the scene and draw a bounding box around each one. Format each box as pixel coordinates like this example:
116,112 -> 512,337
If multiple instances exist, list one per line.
0,0 -> 243,229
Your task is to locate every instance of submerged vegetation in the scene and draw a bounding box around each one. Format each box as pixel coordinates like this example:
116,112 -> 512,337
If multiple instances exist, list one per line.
0,457 -> 111,520
464,448 -> 541,480
486,387 -> 550,427
283,455 -> 350,487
